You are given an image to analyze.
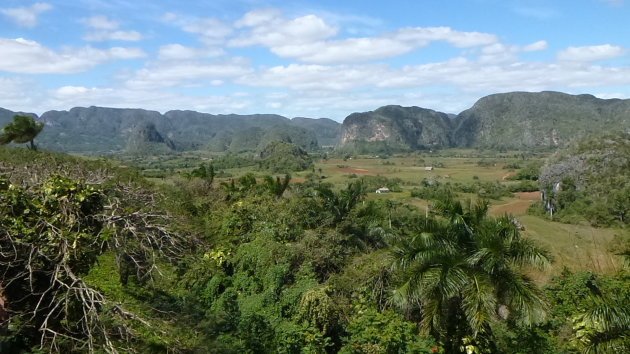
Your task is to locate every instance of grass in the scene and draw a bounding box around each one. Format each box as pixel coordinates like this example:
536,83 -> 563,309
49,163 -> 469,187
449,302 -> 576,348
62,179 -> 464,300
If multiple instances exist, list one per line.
519,215 -> 624,281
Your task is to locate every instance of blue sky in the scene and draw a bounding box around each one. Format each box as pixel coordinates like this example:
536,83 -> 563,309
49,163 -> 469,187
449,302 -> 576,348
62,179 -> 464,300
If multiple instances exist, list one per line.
1,0 -> 629,121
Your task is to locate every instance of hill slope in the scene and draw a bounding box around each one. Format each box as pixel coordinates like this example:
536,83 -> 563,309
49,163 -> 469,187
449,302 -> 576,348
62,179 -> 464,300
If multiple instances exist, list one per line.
340,105 -> 454,152
453,91 -> 630,149
29,107 -> 338,154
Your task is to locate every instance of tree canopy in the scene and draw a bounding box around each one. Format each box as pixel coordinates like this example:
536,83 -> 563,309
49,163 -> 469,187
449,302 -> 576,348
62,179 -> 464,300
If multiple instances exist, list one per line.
0,115 -> 44,150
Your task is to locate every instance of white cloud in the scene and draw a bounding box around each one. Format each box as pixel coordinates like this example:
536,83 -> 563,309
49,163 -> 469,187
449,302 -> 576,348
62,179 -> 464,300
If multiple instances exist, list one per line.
395,27 -> 497,48
0,77 -> 41,112
237,63 -> 387,90
475,40 -> 547,64
595,92 -> 630,99
271,37 -> 416,64
182,18 -> 233,45
80,15 -> 143,42
522,40 -> 548,52
557,44 -> 626,62
1,2 -> 52,28
230,10 -> 497,64
47,86 -> 252,113
0,38 -> 146,74
84,30 -> 143,42
230,11 -> 338,47
158,44 -> 225,61
124,57 -> 253,90
235,53 -> 630,99
235,8 -> 282,27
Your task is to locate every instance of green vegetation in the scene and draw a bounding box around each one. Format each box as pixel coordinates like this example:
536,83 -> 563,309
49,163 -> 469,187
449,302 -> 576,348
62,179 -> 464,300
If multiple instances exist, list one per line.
258,141 -> 314,173
538,132 -> 630,227
1,135 -> 628,353
454,91 -> 630,149
0,115 -> 44,150
392,198 -> 550,353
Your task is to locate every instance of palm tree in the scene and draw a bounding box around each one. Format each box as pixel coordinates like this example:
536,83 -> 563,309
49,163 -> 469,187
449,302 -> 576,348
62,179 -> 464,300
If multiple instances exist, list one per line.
263,174 -> 290,198
574,293 -> 630,353
391,197 -> 551,353
0,115 -> 44,150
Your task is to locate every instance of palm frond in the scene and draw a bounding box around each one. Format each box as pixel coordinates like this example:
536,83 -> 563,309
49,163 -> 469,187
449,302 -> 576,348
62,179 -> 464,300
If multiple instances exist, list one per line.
462,273 -> 497,337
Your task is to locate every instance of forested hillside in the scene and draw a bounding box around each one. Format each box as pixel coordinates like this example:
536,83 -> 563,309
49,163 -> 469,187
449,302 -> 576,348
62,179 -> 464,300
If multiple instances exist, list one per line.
4,91 -> 630,156
0,107 -> 340,155
338,91 -> 630,152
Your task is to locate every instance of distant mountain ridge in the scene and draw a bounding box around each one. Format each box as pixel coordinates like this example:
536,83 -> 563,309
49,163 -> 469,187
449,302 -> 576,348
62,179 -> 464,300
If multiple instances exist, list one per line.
453,91 -> 630,149
3,91 -> 630,154
340,91 -> 630,151
0,106 -> 341,154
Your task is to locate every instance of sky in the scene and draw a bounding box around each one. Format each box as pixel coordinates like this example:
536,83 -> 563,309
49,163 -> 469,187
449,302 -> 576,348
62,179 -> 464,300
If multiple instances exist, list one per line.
1,0 -> 629,121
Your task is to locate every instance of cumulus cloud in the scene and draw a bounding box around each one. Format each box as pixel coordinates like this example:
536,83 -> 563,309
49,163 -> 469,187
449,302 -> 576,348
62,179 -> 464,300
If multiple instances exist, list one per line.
395,27 -> 497,48
124,57 -> 253,90
84,30 -> 143,42
0,38 -> 146,74
1,2 -> 52,28
0,77 -> 41,112
271,37 -> 416,64
158,44 -> 225,61
229,10 -> 497,64
522,40 -> 548,52
230,11 -> 338,47
80,15 -> 143,42
475,40 -> 547,64
557,44 -> 626,62
235,54 -> 630,99
236,63 -> 387,90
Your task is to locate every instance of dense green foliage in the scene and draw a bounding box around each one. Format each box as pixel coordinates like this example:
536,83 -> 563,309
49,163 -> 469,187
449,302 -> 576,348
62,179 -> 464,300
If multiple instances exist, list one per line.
411,180 -> 514,200
1,144 -> 628,353
0,115 -> 44,150
391,198 -> 551,353
0,147 -> 192,352
258,141 -> 314,173
538,132 -> 630,226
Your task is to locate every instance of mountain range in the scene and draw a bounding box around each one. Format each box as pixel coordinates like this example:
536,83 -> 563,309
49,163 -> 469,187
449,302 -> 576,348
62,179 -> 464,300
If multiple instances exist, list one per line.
2,91 -> 630,154
0,107 -> 339,154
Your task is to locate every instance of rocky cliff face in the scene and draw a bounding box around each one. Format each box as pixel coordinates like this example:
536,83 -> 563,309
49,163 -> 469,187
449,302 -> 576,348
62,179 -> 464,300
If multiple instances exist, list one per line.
539,132 -> 630,190
340,105 -> 454,151
127,122 -> 176,152
453,91 -> 630,149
